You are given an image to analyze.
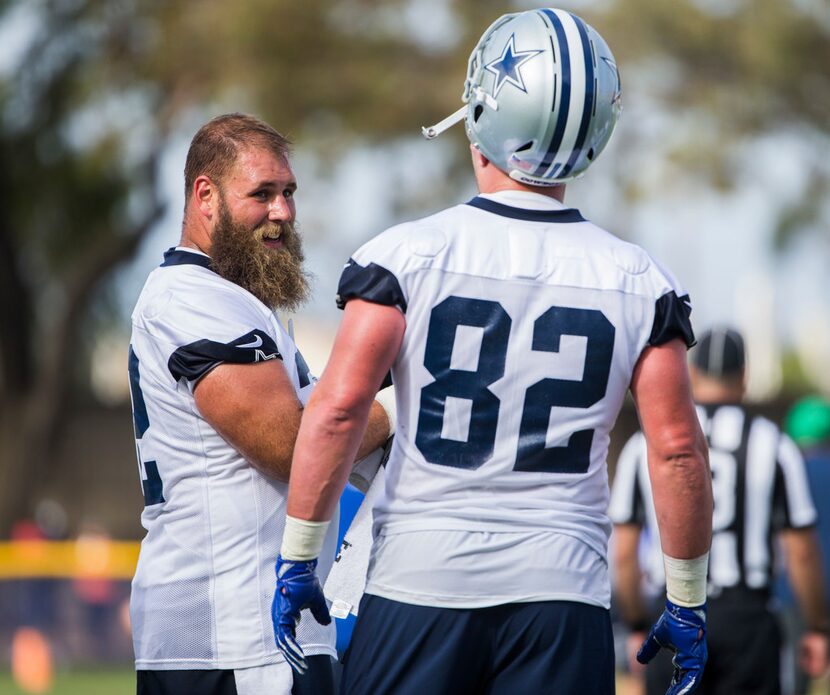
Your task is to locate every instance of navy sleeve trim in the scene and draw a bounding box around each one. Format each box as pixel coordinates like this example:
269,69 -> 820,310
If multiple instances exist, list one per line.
168,329 -> 282,383
649,291 -> 695,348
336,258 -> 407,313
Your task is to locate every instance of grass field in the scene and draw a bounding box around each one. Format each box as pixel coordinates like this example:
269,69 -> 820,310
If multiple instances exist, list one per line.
0,669 -> 134,695
0,670 -> 825,694
1,670 -> 637,694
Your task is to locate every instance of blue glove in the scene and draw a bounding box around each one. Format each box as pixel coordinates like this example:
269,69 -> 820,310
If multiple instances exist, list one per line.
637,599 -> 707,695
272,556 -> 331,674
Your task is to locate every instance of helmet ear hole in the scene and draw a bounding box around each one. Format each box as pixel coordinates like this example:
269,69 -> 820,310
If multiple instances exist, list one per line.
473,105 -> 484,122
516,141 -> 533,152
587,148 -> 595,161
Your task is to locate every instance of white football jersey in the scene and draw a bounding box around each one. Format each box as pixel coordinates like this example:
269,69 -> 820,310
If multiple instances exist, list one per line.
128,247 -> 337,670
336,190 -> 695,609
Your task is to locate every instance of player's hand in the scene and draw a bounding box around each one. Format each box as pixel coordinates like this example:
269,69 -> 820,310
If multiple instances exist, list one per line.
272,556 -> 331,674
637,600 -> 707,695
799,630 -> 830,679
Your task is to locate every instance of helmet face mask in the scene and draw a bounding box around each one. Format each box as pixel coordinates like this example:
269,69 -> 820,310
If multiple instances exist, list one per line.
425,8 -> 622,186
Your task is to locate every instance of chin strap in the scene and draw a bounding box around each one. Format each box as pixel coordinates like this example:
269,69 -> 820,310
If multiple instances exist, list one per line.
421,106 -> 467,140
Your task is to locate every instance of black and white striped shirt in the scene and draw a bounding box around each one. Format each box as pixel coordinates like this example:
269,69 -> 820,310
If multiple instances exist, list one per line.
609,404 -> 817,596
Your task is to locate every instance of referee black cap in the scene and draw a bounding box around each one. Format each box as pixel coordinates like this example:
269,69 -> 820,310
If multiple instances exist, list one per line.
691,327 -> 745,378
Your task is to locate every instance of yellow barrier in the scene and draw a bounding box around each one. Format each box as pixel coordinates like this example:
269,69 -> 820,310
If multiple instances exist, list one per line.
0,540 -> 140,579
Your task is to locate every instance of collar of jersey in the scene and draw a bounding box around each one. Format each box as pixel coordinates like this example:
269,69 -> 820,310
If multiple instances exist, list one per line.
466,196 -> 585,223
161,247 -> 213,270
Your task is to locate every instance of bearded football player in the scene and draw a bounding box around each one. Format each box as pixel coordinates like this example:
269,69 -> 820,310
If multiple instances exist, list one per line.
127,113 -> 392,695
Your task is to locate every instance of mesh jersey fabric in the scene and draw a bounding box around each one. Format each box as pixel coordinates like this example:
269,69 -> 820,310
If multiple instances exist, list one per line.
128,247 -> 337,669
336,190 -> 694,608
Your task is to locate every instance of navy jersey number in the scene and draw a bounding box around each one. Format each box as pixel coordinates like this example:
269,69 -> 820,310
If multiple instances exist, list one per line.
128,346 -> 165,505
415,298 -> 614,474
515,307 -> 614,473
415,297 -> 511,469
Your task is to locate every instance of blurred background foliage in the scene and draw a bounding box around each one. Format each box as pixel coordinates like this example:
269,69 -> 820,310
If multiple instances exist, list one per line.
0,0 -> 828,535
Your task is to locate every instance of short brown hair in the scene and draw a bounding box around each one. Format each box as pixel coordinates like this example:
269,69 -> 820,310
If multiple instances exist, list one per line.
183,113 -> 291,202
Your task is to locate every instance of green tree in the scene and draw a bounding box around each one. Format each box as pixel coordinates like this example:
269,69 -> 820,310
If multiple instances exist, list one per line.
1,0 -> 827,534
0,0 -> 473,535
0,0 -> 169,534
599,0 -> 830,207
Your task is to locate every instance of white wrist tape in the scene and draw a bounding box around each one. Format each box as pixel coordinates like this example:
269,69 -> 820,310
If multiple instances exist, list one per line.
375,387 -> 397,437
664,552 -> 709,607
280,515 -> 331,561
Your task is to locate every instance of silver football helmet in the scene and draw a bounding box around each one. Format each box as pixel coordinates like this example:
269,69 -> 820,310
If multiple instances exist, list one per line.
423,8 -> 622,185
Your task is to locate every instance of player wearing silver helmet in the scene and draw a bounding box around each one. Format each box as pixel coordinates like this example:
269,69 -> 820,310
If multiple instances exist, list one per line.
274,9 -> 712,695
423,7 -> 621,185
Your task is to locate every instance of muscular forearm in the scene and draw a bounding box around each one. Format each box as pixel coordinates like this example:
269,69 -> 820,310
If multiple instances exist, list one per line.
630,340 -> 713,561
250,397 -> 388,481
194,361 -> 304,483
288,394 -> 373,522
286,299 -> 404,523
220,417 -> 301,482
356,400 -> 392,460
783,529 -> 830,632
649,447 -> 712,559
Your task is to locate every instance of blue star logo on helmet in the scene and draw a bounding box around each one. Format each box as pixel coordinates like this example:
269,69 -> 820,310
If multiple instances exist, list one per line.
484,34 -> 543,97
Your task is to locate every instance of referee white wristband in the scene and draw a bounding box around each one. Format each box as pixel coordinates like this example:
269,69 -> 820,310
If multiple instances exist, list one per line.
281,515 -> 330,561
664,552 -> 709,607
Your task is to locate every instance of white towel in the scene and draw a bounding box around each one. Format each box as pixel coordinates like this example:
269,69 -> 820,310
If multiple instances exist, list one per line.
348,445 -> 385,494
324,468 -> 384,618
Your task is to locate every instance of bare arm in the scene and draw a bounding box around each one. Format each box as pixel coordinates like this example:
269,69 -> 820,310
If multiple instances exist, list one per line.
360,400 -> 393,460
630,339 -> 712,560
194,360 -> 303,481
629,339 -> 710,693
194,356 -> 392,483
783,528 -> 830,631
780,527 -> 830,678
614,524 -> 650,627
287,300 -> 405,522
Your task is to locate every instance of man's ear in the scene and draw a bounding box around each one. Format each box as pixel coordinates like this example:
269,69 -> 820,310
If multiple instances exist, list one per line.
469,144 -> 490,169
193,175 -> 217,219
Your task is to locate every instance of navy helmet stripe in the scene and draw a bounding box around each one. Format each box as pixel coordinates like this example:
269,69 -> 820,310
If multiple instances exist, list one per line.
557,14 -> 595,179
533,9 -> 571,177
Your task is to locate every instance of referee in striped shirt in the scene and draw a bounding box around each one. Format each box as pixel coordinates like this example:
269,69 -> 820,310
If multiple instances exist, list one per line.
610,327 -> 829,695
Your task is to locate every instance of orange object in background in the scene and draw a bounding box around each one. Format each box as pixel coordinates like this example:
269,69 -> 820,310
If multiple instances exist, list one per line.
11,627 -> 53,693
